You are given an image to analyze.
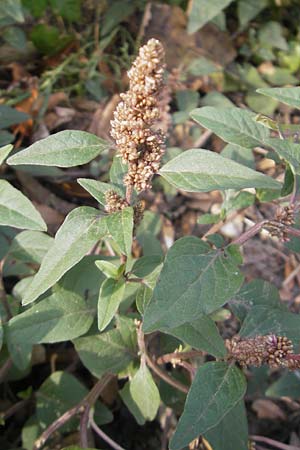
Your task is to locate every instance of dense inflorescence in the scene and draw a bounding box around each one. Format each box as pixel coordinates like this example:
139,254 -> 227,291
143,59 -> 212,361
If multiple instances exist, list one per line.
104,190 -> 129,213
110,38 -> 166,191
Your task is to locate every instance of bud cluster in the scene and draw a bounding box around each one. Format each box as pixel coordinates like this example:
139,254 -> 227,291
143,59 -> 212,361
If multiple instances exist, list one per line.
265,204 -> 295,242
110,39 -> 166,191
226,335 -> 293,368
105,190 -> 128,214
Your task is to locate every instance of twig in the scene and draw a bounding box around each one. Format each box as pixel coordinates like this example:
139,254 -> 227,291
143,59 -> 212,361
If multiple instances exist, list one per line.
231,220 -> 268,246
137,324 -> 189,394
1,398 -> 31,421
125,184 -> 133,205
193,130 -> 213,148
0,358 -> 13,384
157,350 -> 203,365
34,374 -> 113,450
251,435 -> 300,450
90,413 -> 125,450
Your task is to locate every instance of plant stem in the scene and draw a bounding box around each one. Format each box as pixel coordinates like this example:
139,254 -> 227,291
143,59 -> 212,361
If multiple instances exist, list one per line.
251,435 -> 300,450
137,324 -> 189,394
231,220 -> 268,246
33,374 -> 114,450
90,414 -> 125,450
125,184 -> 133,205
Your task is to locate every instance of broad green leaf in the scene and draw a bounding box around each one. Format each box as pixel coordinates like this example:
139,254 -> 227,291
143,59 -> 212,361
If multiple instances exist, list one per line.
74,317 -> 137,378
106,207 -> 133,256
22,207 -> 106,305
163,316 -> 226,358
265,138 -> 300,175
221,143 -> 255,169
136,211 -> 162,256
8,131 -> 110,168
0,131 -> 14,146
98,278 -> 126,331
201,91 -> 234,108
0,105 -> 28,129
266,371 -> 300,398
240,305 -> 300,347
190,107 -> 269,148
6,289 -> 95,369
262,67 -> 298,86
128,362 -> 160,422
169,362 -> 246,450
0,144 -> 13,165
30,24 -> 72,56
0,0 -> 24,23
230,279 -> 281,322
143,237 -> 243,332
8,230 -> 53,264
120,381 -> 146,425
36,371 -> 112,432
0,180 -> 47,231
258,22 -> 288,51
159,149 -> 280,193
257,87 -> 300,109
77,178 -> 123,206
22,415 -> 41,450
49,0 -> 81,22
187,0 -> 233,34
238,0 -> 268,29
3,26 -> 27,50
204,400 -> 248,450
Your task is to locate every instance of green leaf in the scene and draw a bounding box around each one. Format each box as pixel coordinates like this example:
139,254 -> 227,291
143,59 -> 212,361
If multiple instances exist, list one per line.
109,155 -> 127,187
95,260 -> 120,279
22,207 -> 106,305
0,180 -> 46,231
120,381 -> 146,425
106,207 -> 133,256
30,24 -> 72,56
262,68 -> 298,86
0,0 -> 24,24
230,279 -> 281,322
0,131 -> 14,146
159,149 -> 281,193
128,362 -> 160,422
8,131 -> 109,168
191,107 -> 270,148
240,305 -> 300,346
136,211 -> 162,256
143,237 -> 243,332
257,87 -> 300,109
266,371 -> 300,398
6,289 -> 95,369
221,143 -> 255,169
265,138 -> 300,175
0,144 -> 13,165
77,178 -> 123,206
3,26 -> 27,50
0,105 -> 29,130
74,317 -> 137,378
163,316 -> 226,358
204,400 -> 248,450
36,371 -> 112,432
237,0 -> 267,29
49,0 -> 81,22
169,362 -> 246,450
187,0 -> 233,34
98,278 -> 126,331
22,415 -> 41,450
8,230 -> 53,264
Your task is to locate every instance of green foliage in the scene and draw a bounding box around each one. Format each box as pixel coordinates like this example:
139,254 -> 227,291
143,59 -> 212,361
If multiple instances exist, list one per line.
187,0 -> 233,34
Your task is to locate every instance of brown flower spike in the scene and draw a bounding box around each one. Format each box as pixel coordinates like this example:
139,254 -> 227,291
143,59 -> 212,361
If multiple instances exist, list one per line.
110,39 -> 166,192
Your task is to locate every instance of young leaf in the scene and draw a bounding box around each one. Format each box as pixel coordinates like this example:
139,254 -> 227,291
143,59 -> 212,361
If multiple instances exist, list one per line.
22,207 -> 106,305
0,180 -> 47,231
257,87 -> 300,109
143,237 -> 244,332
0,144 -> 13,165
6,289 -> 95,369
169,362 -> 246,450
187,0 -> 233,34
95,260 -> 120,279
77,178 -> 123,206
7,131 -> 110,167
190,107 -> 269,148
159,149 -> 280,193
204,400 -> 249,450
128,362 -> 160,422
74,317 -> 137,378
105,207 -> 134,256
109,155 -> 127,187
238,0 -> 268,29
162,316 -> 226,358
98,278 -> 126,331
